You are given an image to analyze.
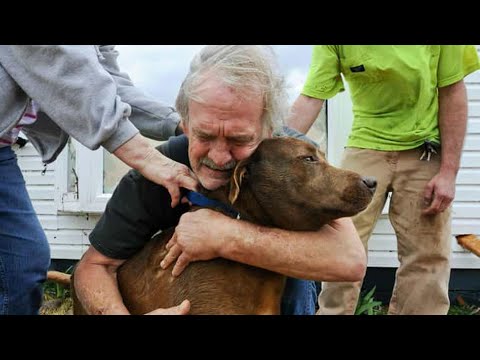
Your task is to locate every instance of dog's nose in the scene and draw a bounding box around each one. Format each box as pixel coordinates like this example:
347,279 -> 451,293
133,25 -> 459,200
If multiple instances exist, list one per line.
362,176 -> 377,193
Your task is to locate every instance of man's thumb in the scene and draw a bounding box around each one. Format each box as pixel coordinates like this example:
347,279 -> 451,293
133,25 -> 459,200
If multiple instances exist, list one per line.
175,299 -> 191,315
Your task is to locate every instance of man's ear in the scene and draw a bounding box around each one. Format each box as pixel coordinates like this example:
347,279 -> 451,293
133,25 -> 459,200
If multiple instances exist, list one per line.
228,160 -> 249,204
175,120 -> 185,136
180,120 -> 187,136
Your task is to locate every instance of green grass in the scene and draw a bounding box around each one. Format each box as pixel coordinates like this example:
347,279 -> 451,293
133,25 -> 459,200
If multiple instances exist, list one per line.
355,286 -> 387,315
355,287 -> 480,315
40,267 -> 73,315
447,295 -> 480,315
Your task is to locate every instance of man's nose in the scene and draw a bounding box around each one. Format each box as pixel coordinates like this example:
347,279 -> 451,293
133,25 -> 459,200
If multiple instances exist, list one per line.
209,142 -> 233,167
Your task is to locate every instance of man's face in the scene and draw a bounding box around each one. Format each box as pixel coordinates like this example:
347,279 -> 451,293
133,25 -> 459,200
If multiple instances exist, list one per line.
184,77 -> 266,190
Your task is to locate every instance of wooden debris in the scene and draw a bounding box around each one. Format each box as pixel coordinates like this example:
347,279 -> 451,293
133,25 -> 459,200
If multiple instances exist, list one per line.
456,234 -> 480,257
47,270 -> 71,286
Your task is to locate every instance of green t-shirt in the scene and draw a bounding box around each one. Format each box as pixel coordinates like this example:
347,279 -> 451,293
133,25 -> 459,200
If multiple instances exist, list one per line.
302,45 -> 480,151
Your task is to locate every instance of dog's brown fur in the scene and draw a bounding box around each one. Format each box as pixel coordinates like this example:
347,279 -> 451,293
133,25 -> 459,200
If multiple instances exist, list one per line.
73,137 -> 375,314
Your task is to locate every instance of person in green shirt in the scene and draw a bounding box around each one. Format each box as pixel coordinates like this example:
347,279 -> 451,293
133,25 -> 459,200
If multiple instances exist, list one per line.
287,45 -> 480,315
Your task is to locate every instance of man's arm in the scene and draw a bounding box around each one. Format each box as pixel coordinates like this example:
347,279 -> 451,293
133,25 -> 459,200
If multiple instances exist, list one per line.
286,94 -> 325,134
74,246 -> 190,315
423,80 -> 468,215
162,209 -> 366,282
74,248 -> 129,315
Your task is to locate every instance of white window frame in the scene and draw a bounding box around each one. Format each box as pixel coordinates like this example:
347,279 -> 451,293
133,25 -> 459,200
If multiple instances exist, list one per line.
55,139 -> 111,214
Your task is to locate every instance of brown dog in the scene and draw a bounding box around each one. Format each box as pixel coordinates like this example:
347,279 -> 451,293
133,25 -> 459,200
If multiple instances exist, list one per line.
73,137 -> 376,314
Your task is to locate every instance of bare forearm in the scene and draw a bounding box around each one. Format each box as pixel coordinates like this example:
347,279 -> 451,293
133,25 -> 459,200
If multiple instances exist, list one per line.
113,133 -> 165,173
438,80 -> 468,175
113,133 -> 198,207
220,217 -> 366,282
286,94 -> 325,134
74,258 -> 129,315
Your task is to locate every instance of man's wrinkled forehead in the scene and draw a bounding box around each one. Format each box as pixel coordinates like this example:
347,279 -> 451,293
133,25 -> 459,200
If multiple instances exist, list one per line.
191,72 -> 264,105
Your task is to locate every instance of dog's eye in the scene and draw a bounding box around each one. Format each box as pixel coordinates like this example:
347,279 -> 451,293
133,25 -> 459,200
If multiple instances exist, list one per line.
300,155 -> 318,163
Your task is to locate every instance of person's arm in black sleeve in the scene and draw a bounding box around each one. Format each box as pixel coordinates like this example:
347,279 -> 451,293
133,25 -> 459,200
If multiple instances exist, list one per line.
73,135 -> 191,315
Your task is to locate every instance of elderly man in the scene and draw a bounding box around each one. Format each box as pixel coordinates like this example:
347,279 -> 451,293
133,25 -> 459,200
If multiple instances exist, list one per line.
74,45 -> 367,315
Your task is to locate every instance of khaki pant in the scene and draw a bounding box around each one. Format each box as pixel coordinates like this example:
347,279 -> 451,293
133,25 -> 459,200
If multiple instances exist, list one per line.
318,147 -> 451,315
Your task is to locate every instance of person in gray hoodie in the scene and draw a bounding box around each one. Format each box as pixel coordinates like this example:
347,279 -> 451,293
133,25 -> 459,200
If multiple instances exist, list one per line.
0,45 -> 198,315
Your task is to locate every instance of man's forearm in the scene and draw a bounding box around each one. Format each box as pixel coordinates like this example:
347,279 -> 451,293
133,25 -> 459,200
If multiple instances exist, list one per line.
220,217 -> 366,282
286,94 -> 325,134
74,259 -> 130,315
438,80 -> 468,175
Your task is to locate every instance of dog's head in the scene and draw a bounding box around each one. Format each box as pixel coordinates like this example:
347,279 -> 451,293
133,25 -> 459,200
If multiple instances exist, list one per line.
224,137 -> 376,231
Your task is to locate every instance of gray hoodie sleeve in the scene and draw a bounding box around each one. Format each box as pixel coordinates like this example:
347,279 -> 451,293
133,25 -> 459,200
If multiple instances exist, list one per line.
97,45 -> 181,140
0,45 -> 138,152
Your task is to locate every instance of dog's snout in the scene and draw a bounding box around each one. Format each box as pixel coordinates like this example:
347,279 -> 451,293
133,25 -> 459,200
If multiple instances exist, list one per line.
361,176 -> 377,193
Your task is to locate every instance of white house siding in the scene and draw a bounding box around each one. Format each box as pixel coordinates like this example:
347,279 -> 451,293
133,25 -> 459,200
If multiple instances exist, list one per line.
14,46 -> 480,269
15,143 -> 101,260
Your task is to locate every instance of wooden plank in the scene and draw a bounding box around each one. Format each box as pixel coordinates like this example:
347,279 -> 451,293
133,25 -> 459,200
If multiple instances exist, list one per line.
367,252 -> 400,267
452,203 -> 480,218
374,218 -> 480,237
467,119 -> 480,133
369,234 -> 396,251
32,201 -> 57,215
466,71 -> 480,83
461,152 -> 480,167
367,251 -> 480,269
26,186 -> 55,200
370,235 -> 462,251
56,214 -> 101,230
452,218 -> 480,235
14,144 -> 40,156
370,235 -> 478,253
379,193 -> 480,215
23,173 -> 55,185
38,215 -> 57,230
50,244 -> 85,260
17,158 -> 55,171
375,204 -> 479,220
469,103 -> 480,117
15,143 -> 41,161
450,252 -> 480,269
457,169 -> 480,184
45,230 -> 86,245
463,134 -> 480,150
373,218 -> 394,234
467,85 -> 480,100
455,185 -> 480,201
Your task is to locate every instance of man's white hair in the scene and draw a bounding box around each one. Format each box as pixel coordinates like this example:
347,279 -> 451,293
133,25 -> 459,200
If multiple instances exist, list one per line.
176,45 -> 287,135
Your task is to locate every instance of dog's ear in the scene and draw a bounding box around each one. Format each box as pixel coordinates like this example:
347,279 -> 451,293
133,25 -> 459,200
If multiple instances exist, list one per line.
228,159 -> 249,204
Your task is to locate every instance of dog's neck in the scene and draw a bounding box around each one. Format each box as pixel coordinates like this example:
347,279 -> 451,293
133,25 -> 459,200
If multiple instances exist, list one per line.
187,191 -> 240,219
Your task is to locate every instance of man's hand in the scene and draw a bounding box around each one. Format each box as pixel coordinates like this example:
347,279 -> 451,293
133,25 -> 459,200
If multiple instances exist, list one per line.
145,300 -> 191,315
161,209 -> 233,276
422,171 -> 456,215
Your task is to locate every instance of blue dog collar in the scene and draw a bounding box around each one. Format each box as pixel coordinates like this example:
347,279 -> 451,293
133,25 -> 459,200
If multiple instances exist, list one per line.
186,191 -> 240,220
